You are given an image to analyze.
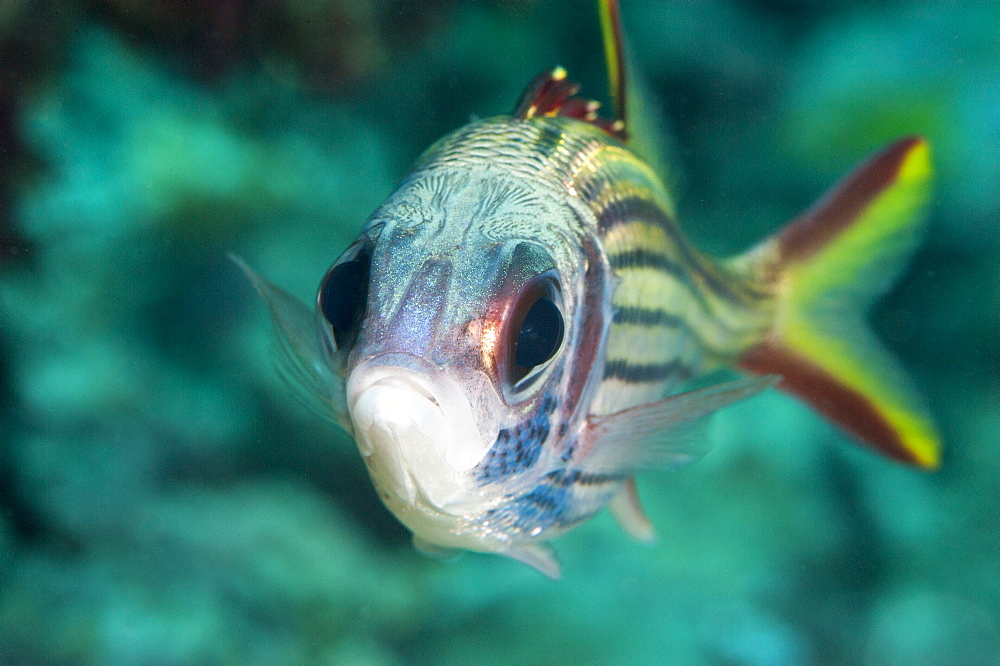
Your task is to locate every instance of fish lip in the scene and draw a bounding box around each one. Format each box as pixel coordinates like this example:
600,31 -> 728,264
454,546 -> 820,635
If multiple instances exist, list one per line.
346,353 -> 493,514
346,353 -> 442,414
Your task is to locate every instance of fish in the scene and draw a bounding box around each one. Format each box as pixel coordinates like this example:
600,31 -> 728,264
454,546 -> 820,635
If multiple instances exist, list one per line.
235,0 -> 940,579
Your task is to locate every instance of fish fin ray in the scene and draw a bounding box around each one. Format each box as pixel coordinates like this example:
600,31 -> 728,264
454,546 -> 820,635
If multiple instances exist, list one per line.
584,375 -> 776,475
609,478 -> 656,543
598,0 -> 677,197
737,137 -> 940,468
231,255 -> 348,429
513,66 -> 625,140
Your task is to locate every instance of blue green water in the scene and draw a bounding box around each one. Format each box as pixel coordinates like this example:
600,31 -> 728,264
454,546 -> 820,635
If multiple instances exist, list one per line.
0,1 -> 997,664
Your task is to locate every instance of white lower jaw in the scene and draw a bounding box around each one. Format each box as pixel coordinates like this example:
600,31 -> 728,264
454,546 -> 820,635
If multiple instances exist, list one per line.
347,363 -> 491,515
346,362 -> 563,576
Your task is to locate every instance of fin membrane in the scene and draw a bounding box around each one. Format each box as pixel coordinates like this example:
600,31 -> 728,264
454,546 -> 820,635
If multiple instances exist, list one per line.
513,66 -> 625,140
584,375 -> 776,474
232,255 -> 348,428
739,138 -> 940,468
503,543 -> 561,580
598,0 -> 675,195
512,1 -> 676,191
609,478 -> 656,543
413,536 -> 462,562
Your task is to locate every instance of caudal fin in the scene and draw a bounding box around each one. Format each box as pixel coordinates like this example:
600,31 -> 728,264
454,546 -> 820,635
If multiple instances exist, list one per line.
738,137 -> 940,468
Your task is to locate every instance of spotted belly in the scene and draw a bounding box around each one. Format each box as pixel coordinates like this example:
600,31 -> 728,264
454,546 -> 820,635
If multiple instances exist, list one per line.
481,466 -> 626,539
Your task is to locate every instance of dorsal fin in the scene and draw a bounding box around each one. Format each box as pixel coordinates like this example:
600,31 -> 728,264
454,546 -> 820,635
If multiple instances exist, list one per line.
513,66 -> 625,140
511,0 -> 674,172
598,0 -> 627,124
598,0 -> 673,185
513,66 -> 579,119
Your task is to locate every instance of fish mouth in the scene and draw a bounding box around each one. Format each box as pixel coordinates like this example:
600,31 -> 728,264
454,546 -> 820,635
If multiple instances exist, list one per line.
346,354 -> 491,514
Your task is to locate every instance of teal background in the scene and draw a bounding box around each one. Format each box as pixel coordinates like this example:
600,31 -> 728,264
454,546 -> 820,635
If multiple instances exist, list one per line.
0,1 -> 997,664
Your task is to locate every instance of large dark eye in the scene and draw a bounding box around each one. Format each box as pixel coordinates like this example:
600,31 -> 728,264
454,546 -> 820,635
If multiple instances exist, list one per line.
515,296 -> 563,367
507,278 -> 564,386
318,243 -> 371,350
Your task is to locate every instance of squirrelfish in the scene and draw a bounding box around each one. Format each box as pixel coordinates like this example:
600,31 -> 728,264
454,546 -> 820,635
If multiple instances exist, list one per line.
238,0 -> 940,578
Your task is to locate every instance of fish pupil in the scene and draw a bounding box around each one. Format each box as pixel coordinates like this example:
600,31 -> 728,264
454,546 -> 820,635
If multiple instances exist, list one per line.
515,296 -> 564,370
318,254 -> 370,349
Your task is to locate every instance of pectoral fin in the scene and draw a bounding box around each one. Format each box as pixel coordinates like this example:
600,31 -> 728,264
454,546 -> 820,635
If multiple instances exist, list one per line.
583,375 -> 777,475
231,255 -> 349,428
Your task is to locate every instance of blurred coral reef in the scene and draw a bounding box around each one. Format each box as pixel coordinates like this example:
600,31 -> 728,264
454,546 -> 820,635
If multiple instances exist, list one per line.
0,1 -> 997,664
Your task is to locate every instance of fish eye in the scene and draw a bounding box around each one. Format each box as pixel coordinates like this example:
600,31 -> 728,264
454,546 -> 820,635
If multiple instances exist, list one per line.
516,297 -> 563,367
506,276 -> 564,387
318,242 -> 372,350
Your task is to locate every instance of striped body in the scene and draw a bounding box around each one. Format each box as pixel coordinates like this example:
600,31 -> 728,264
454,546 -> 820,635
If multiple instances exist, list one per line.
410,115 -> 773,413
372,115 -> 776,543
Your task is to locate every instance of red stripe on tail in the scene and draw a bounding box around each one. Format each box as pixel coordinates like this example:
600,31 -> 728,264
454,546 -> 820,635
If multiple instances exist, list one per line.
778,136 -> 924,264
739,340 -> 920,465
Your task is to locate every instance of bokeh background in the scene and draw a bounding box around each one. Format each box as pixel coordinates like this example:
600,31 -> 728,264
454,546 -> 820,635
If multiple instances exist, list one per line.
0,1 -> 997,664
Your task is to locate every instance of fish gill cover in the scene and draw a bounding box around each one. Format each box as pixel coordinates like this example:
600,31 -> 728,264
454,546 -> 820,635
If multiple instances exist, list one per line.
0,1 -> 997,664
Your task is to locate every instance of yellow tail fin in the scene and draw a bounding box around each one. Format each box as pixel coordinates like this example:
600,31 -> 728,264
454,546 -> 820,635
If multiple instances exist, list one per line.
739,137 -> 940,468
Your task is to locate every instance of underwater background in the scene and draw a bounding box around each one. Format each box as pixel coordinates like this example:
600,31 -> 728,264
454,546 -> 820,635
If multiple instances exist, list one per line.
0,0 -> 997,664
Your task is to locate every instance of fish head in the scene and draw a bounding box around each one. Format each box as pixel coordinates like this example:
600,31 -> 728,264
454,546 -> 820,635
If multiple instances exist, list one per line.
316,169 -> 607,552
